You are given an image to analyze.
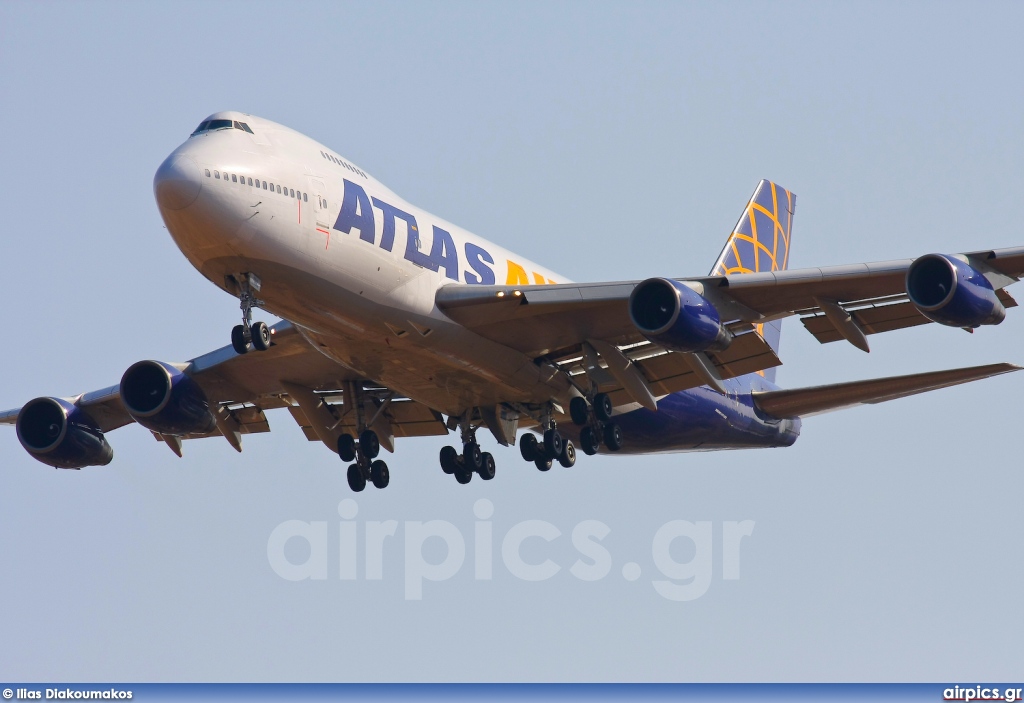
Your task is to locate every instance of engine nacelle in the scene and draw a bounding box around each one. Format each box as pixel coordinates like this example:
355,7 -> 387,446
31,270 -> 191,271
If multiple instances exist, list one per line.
120,361 -> 216,436
906,254 -> 1006,328
16,397 -> 114,469
629,278 -> 731,353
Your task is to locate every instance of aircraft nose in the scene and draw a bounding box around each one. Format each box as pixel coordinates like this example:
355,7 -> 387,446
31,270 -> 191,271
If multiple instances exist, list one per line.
154,153 -> 202,211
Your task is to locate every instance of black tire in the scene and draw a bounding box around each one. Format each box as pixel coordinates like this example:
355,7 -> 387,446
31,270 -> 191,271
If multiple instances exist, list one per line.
231,325 -> 249,355
543,428 -> 563,459
251,321 -> 271,351
455,469 -> 473,484
337,434 -> 357,462
463,442 -> 483,471
569,397 -> 590,426
439,445 -> 459,474
580,426 -> 600,456
346,464 -> 366,492
359,429 -> 380,459
534,456 -> 552,472
519,433 -> 539,462
558,440 -> 576,468
593,393 -> 613,422
370,460 -> 390,489
478,452 -> 496,480
603,422 -> 623,451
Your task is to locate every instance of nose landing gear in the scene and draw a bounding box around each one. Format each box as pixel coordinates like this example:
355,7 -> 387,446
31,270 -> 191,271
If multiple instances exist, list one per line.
229,273 -> 272,355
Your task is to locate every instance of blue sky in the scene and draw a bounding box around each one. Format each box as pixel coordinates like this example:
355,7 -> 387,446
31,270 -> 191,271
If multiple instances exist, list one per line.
0,1 -> 1022,681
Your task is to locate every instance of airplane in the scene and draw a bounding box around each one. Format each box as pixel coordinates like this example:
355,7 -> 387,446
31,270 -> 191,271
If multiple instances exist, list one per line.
3,111 -> 1022,492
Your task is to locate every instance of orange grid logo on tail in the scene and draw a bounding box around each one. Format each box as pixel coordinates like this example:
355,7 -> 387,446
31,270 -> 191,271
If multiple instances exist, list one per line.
710,181 -> 795,277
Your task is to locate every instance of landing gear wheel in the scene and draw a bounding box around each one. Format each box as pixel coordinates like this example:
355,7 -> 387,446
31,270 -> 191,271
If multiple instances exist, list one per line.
534,456 -> 553,472
558,440 -> 576,468
519,433 -> 539,462
543,428 -> 563,459
593,393 -> 613,422
347,464 -> 366,492
439,445 -> 460,474
603,422 -> 623,452
455,468 -> 473,484
337,434 -> 357,463
569,397 -> 590,426
370,460 -> 390,489
231,325 -> 249,355
463,442 -> 483,472
251,321 -> 271,351
359,429 -> 380,459
579,426 -> 600,456
478,452 -> 496,480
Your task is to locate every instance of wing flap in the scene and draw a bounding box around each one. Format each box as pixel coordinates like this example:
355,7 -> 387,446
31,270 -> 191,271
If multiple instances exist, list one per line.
556,330 -> 782,408
154,405 -> 272,442
801,289 -> 1018,345
286,398 -> 449,443
751,362 -> 1021,418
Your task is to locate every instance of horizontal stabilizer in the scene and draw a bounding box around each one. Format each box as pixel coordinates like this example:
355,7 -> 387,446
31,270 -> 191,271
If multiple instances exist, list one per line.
752,362 -> 1021,418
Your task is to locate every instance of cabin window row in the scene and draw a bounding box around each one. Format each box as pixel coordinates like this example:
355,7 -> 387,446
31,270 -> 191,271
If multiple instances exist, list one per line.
320,151 -> 366,178
204,169 -> 308,202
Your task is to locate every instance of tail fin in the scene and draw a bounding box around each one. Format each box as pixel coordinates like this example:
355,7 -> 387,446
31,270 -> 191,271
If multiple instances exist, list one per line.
709,180 -> 796,383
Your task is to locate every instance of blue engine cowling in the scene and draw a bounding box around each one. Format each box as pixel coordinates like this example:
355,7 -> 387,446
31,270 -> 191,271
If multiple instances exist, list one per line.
628,278 -> 731,353
16,397 -> 114,469
120,361 -> 216,436
906,254 -> 1006,328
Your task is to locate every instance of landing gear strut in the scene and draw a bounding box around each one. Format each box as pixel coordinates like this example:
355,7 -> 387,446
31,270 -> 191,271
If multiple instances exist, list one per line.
518,404 -> 577,472
230,273 -> 272,355
568,392 -> 623,457
439,418 -> 495,484
337,383 -> 389,491
340,428 -> 388,492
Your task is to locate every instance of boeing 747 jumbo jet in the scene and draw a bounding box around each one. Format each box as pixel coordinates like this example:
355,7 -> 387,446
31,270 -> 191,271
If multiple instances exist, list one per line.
3,112 -> 1022,491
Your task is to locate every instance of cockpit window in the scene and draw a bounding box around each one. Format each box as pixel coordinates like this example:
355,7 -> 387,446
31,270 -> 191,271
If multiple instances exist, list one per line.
191,118 -> 251,137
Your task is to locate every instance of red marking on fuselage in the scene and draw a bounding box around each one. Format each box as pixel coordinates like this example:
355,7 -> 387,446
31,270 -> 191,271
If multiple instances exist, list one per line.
316,226 -> 330,249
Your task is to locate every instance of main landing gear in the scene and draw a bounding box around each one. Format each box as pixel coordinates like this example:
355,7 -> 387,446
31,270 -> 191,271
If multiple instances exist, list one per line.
439,422 -> 496,485
338,428 -> 389,492
518,425 -> 577,471
517,400 -> 578,472
568,392 -> 623,456
230,273 -> 272,355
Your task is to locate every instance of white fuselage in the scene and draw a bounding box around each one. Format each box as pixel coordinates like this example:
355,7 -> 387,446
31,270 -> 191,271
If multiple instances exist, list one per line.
156,111 -> 573,416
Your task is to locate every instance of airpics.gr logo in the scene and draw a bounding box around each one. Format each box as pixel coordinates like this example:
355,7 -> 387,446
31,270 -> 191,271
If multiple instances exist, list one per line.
267,499 -> 755,601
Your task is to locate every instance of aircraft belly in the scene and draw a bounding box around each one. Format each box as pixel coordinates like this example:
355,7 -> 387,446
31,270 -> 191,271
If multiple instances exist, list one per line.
196,255 -> 570,415
558,384 -> 801,455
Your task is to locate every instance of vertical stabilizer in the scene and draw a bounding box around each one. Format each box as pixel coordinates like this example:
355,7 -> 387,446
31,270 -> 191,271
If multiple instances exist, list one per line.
709,180 -> 796,383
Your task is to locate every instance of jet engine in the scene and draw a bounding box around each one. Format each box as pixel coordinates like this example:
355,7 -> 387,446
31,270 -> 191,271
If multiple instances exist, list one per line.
16,397 -> 114,469
629,278 -> 731,353
120,361 -> 216,436
906,254 -> 1006,328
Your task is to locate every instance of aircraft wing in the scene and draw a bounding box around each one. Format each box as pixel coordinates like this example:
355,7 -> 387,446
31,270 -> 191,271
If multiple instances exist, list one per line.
0,321 -> 449,454
750,362 -> 1021,418
435,244 -> 1024,359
